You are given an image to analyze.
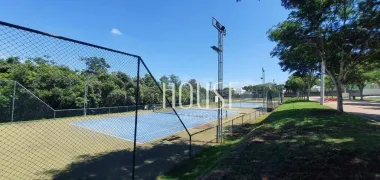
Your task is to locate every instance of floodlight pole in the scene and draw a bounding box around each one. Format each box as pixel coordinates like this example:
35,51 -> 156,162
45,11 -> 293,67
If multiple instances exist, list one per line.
320,60 -> 325,105
211,17 -> 226,143
319,0 -> 325,106
209,82 -> 212,105
219,30 -> 224,143
261,67 -> 265,112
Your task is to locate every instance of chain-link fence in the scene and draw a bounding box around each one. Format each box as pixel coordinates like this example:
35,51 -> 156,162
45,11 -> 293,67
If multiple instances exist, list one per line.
0,21 -> 282,179
0,21 -> 192,180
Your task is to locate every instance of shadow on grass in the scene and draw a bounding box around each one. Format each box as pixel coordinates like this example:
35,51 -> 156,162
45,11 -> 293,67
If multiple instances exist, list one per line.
349,112 -> 380,122
162,117 -> 267,180
219,106 -> 380,179
43,138 -> 205,180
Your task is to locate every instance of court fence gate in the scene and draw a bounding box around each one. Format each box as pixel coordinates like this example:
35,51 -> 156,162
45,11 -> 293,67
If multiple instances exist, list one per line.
0,21 -> 277,179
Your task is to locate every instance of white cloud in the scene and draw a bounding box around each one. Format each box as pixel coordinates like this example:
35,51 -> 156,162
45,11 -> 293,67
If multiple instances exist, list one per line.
111,28 -> 122,35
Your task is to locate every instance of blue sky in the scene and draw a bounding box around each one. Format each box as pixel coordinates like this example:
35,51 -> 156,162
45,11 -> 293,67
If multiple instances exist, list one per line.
0,0 -> 290,88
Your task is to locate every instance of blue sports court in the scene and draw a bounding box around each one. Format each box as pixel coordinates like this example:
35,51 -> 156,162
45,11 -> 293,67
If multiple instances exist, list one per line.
72,108 -> 239,143
229,102 -> 263,108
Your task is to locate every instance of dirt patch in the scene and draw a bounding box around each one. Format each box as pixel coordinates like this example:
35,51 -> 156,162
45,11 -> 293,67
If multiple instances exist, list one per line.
194,123 -> 214,129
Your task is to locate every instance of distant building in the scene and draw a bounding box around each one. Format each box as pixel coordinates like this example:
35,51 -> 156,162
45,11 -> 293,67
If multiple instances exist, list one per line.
311,85 -> 320,92
234,88 -> 246,94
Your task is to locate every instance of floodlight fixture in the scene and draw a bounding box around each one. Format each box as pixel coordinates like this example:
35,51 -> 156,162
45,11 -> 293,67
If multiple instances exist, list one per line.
211,45 -> 221,53
212,17 -> 226,35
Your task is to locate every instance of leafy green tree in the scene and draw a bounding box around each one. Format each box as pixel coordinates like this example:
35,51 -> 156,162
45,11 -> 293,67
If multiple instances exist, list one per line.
325,75 -> 335,98
345,65 -> 374,100
243,84 -> 266,94
169,74 -> 181,88
285,76 -> 306,98
269,30 -> 320,100
159,75 -> 169,85
223,87 -> 237,99
367,70 -> 380,86
0,55 -> 208,121
295,73 -> 319,100
82,57 -> 110,75
268,0 -> 380,112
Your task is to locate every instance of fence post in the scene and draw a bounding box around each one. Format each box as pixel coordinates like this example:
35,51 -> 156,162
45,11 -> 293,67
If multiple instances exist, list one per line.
132,58 -> 141,180
189,135 -> 192,158
231,119 -> 233,135
11,81 -> 16,122
241,116 -> 243,127
221,112 -> 223,143
53,111 -> 56,119
216,125 -> 219,143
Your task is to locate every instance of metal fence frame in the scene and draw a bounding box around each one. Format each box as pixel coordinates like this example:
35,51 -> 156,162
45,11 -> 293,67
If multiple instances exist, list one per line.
0,20 -> 282,179
0,20 -> 193,180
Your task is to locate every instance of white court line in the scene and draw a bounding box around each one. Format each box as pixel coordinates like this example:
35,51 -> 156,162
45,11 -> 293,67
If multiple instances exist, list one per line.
70,117 -> 203,144
136,119 -> 201,138
70,123 -> 144,144
135,116 -> 226,143
70,110 -> 240,144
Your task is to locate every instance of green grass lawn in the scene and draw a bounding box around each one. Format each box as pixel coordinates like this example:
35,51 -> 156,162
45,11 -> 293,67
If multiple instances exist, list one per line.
161,101 -> 380,179
158,138 -> 242,180
159,113 -> 270,180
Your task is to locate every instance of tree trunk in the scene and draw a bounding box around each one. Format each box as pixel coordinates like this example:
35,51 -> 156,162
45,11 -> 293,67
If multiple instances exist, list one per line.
307,83 -> 310,101
325,67 -> 343,112
359,88 -> 364,101
336,80 -> 344,113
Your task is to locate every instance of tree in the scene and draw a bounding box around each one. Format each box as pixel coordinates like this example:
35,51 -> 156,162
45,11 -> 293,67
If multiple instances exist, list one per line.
169,74 -> 181,88
268,0 -> 380,112
294,72 -> 318,100
325,75 -> 335,98
188,79 -> 198,88
269,28 -> 320,101
243,84 -> 267,94
159,75 -> 169,85
285,75 -> 306,98
345,65 -> 374,100
223,87 -> 237,99
0,54 -> 210,121
81,57 -> 110,75
367,70 -> 380,86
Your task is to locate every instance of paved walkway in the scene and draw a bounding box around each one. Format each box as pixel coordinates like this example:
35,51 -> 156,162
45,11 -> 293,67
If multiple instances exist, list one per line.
310,97 -> 380,122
